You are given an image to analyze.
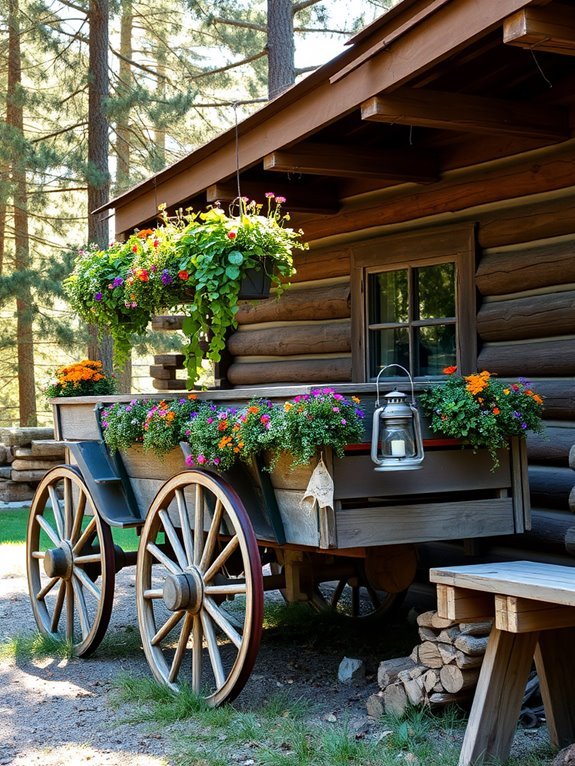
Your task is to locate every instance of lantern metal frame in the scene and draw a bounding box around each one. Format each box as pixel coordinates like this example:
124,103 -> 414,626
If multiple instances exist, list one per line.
370,364 -> 425,471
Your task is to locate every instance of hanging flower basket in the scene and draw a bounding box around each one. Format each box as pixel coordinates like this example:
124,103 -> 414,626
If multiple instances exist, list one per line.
64,195 -> 306,385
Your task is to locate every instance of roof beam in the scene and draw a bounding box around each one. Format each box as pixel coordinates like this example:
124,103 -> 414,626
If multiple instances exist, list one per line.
362,87 -> 569,141
206,180 -> 340,215
504,5 -> 575,56
263,142 -> 438,183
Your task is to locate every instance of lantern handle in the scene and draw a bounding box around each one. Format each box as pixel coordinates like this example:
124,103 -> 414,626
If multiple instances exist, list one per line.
375,364 -> 416,408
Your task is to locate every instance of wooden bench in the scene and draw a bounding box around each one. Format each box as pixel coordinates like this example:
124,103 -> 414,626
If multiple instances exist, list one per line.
430,561 -> 575,766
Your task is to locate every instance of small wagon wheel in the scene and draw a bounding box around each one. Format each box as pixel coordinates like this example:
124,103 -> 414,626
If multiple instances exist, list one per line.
136,470 -> 264,706
26,466 -> 116,657
311,558 -> 405,624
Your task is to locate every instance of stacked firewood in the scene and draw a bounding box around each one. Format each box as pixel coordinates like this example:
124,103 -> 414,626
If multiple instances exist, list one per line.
367,610 -> 491,718
0,428 -> 64,502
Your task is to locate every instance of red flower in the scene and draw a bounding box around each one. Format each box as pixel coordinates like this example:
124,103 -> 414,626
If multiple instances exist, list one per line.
178,270 -> 189,281
131,245 -> 138,253
138,269 -> 149,282
228,230 -> 237,240
443,366 -> 457,375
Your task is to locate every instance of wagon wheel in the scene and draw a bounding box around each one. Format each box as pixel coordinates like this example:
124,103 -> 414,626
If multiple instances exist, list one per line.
311,557 -> 405,624
136,470 -> 264,706
26,466 -> 116,657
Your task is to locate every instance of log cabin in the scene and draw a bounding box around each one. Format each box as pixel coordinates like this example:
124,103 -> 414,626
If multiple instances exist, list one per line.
97,0 -> 575,570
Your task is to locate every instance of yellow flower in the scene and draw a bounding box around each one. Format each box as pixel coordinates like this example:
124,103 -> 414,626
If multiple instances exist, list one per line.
283,402 -> 292,412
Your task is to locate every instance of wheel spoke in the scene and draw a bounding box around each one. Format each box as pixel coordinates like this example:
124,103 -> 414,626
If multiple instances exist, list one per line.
64,477 -> 73,539
194,484 -> 204,566
36,576 -> 59,601
198,500 -> 223,573
48,486 -> 65,540
176,489 -> 194,566
73,567 -> 101,601
330,579 -> 346,609
159,510 -> 187,570
203,597 -> 242,649
36,514 -> 60,547
351,584 -> 360,617
72,579 -> 91,640
203,535 -> 239,583
200,611 -> 226,689
50,581 -> 66,632
168,612 -> 193,683
74,553 -> 102,565
191,614 -> 203,694
205,582 -> 246,597
152,610 -> 185,645
72,517 -> 96,554
31,551 -> 45,560
146,542 -> 181,575
70,491 -> 87,544
65,581 -> 74,642
365,582 -> 382,610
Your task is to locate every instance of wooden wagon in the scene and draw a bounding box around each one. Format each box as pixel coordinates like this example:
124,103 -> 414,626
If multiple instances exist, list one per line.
26,385 -> 529,705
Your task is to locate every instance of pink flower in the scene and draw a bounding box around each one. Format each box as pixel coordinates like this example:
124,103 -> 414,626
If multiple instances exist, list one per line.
276,196 -> 286,204
265,192 -> 275,199
197,454 -> 206,465
185,455 -> 194,466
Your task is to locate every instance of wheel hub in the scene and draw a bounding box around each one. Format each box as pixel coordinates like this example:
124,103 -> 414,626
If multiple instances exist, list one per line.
44,541 -> 73,580
163,567 -> 204,613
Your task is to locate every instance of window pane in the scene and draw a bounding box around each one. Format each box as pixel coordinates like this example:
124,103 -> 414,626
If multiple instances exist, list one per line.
415,325 -> 456,376
368,270 -> 408,324
416,263 -> 455,320
369,327 -> 409,377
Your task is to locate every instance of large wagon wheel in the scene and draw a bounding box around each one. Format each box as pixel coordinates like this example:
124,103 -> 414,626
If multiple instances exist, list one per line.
26,466 -> 116,657
136,470 -> 264,706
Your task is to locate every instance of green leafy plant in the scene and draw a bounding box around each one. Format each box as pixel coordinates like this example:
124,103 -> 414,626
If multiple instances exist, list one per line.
100,399 -> 152,453
142,395 -> 200,455
65,196 -> 305,383
181,402 -> 243,471
419,368 -> 544,467
269,388 -> 366,466
45,359 -> 115,398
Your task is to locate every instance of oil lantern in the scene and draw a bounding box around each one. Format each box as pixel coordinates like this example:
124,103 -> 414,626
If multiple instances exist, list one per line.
371,364 -> 424,471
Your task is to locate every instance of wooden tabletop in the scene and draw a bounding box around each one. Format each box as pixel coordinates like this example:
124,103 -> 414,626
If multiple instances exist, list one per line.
430,560 -> 575,607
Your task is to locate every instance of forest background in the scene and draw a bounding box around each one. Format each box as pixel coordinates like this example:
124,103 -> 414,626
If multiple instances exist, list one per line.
0,0 -> 396,427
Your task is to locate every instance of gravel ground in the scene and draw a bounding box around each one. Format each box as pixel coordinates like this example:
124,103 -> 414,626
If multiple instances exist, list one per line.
0,542 -> 554,766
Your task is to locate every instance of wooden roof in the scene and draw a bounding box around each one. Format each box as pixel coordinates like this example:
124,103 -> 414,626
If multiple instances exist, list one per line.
102,0 -> 575,237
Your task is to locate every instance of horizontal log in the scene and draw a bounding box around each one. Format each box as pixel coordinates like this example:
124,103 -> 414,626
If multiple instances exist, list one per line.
479,193 -> 575,250
289,248 -> 350,284
529,465 -> 575,511
0,467 -> 11,479
564,527 -> 575,556
11,469 -> 45,482
531,380 -> 575,420
377,657 -> 416,689
477,291 -> 575,342
570,444 -> 575,470
152,379 -> 187,391
236,282 -> 351,325
227,357 -> 352,386
0,427 -> 54,447
0,481 -> 37,502
149,365 -> 177,380
477,238 -> 575,296
228,321 -> 351,357
440,665 -> 481,694
30,440 -> 66,458
11,459 -> 61,472
527,425 -> 575,466
153,354 -> 185,367
477,338 -> 575,378
453,634 -> 489,656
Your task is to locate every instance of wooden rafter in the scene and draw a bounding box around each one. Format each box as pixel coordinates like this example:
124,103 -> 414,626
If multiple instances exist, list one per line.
263,142 -> 438,183
206,181 -> 340,214
504,5 -> 575,56
362,87 -> 569,141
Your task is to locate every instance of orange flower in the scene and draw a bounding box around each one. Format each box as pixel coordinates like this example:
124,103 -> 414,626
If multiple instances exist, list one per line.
137,228 -> 153,238
178,270 -> 189,281
352,396 -> 360,404
217,420 -> 228,431
493,407 -> 500,415
443,366 -> 457,375
533,394 -> 543,405
247,406 -> 260,415
188,393 -> 197,400
465,371 -> 491,396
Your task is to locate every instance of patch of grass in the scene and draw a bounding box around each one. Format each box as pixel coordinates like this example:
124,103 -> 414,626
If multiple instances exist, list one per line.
0,631 -> 74,661
97,624 -> 142,658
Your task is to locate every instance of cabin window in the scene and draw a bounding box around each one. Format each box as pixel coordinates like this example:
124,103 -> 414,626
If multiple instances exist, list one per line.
351,223 -> 476,381
367,262 -> 456,378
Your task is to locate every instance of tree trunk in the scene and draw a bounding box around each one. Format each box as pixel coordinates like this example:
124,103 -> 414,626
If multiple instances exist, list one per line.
267,0 -> 295,99
87,0 -> 113,373
8,0 -> 37,427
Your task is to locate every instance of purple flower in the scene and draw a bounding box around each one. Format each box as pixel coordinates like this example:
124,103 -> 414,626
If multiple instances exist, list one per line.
161,269 -> 173,285
213,457 -> 220,465
207,417 -> 214,424
185,455 -> 194,466
113,276 -> 124,287
94,292 -> 103,301
150,264 -> 157,272
341,418 -> 347,425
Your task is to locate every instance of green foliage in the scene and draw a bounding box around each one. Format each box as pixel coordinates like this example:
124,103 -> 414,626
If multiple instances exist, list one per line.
65,198 -> 304,381
181,401 -> 242,470
141,395 -> 200,455
420,369 -> 544,468
100,398 -> 152,452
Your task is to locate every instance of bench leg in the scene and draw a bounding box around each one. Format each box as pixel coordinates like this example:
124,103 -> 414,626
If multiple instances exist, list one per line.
458,628 -> 538,766
535,627 -> 575,749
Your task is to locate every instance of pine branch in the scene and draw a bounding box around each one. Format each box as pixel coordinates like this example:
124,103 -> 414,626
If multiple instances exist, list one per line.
294,27 -> 353,34
293,0 -> 324,14
30,122 -> 88,144
190,50 -> 267,80
109,46 -> 171,82
295,65 -> 319,75
207,17 -> 266,33
55,0 -> 88,15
